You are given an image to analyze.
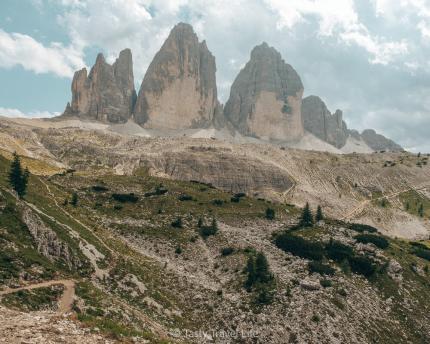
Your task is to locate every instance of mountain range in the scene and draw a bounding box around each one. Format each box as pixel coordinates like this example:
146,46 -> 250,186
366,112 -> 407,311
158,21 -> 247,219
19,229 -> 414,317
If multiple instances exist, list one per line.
61,22 -> 402,153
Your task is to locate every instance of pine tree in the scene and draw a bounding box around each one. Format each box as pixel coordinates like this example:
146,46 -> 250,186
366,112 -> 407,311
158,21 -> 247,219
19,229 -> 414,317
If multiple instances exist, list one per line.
300,202 -> 314,227
71,192 -> 78,207
265,207 -> 275,220
316,205 -> 324,222
8,152 -> 29,198
244,256 -> 256,291
22,167 -> 29,195
197,217 -> 203,228
255,252 -> 273,284
418,203 -> 424,217
211,218 -> 218,232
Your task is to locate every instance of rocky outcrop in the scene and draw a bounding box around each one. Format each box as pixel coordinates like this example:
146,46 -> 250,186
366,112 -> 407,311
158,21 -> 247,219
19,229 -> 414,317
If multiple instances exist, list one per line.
361,129 -> 403,152
224,42 -> 304,141
302,95 -> 348,148
142,147 -> 294,198
134,23 -> 220,130
63,49 -> 136,123
21,208 -> 80,268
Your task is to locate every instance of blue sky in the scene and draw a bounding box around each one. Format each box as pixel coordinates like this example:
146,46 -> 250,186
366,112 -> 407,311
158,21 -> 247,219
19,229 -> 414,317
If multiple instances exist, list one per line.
1,0 -> 430,152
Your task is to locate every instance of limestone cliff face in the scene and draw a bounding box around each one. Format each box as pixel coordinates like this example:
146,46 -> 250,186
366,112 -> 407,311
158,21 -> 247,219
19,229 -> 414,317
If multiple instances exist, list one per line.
64,49 -> 136,123
224,43 -> 304,141
134,23 -> 220,130
302,95 -> 348,148
361,129 -> 403,152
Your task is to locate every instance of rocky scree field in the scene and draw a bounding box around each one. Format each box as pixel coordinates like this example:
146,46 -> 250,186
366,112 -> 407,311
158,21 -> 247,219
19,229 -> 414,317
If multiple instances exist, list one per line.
1,154 -> 430,343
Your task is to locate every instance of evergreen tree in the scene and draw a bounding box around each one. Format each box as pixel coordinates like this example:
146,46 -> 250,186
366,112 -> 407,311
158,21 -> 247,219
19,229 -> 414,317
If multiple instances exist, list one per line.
244,255 -> 256,291
316,205 -> 324,222
265,207 -> 275,220
418,203 -> 424,217
255,252 -> 273,284
71,192 -> 78,207
197,217 -> 203,228
300,202 -> 314,227
8,152 -> 29,198
211,218 -> 218,232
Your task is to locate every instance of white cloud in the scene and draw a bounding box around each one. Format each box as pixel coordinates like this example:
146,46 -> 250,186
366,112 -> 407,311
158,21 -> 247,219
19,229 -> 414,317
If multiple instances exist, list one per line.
0,29 -> 85,77
0,107 -> 60,118
264,0 -> 409,65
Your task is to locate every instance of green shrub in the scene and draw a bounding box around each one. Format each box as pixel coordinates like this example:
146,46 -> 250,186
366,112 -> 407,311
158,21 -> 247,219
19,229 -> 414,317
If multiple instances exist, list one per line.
275,233 -> 324,261
354,234 -> 389,249
212,199 -> 224,206
112,193 -> 138,203
320,279 -> 333,288
413,248 -> 430,261
265,208 -> 275,220
144,185 -> 168,197
171,218 -> 183,228
348,223 -> 378,233
349,256 -> 376,277
325,240 -> 354,262
311,314 -> 321,323
230,196 -> 240,203
234,192 -> 246,198
199,219 -> 218,238
91,185 -> 109,192
221,247 -> 234,256
178,194 -> 193,201
308,261 -> 335,275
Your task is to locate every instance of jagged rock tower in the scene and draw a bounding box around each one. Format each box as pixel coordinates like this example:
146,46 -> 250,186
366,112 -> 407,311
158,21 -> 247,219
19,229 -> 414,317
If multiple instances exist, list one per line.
224,42 -> 304,141
63,49 -> 136,123
302,95 -> 348,148
134,23 -> 220,130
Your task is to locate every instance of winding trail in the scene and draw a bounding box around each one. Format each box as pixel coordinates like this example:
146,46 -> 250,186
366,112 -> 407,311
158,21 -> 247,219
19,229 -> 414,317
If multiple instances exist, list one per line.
342,183 -> 430,221
0,280 -> 75,314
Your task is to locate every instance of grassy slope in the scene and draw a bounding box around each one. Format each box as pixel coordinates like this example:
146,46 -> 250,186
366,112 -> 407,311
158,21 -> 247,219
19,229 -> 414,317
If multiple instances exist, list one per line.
1,152 -> 430,343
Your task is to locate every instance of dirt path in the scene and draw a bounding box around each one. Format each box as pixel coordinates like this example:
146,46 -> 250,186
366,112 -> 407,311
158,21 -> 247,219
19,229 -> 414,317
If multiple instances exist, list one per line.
342,183 -> 430,221
38,177 -> 117,259
0,280 -> 75,314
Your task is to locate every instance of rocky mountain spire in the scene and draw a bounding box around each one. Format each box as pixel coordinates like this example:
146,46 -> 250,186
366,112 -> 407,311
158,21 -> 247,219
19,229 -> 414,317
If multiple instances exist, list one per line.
134,23 -> 220,129
224,42 -> 304,141
302,95 -> 348,148
63,49 -> 135,123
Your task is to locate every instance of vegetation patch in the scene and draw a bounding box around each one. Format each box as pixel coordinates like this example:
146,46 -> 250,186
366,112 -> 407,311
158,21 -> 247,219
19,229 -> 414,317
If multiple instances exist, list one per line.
244,251 -> 275,305
355,234 -> 389,249
1,285 -> 63,311
275,233 -> 324,261
199,219 -> 219,239
348,223 -> 378,233
112,193 -> 139,203
308,261 -> 335,275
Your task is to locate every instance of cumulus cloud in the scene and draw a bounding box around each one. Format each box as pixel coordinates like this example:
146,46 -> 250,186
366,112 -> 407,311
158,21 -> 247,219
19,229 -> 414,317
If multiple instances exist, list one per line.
0,107 -> 60,118
1,0 -> 429,151
0,29 -> 85,77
